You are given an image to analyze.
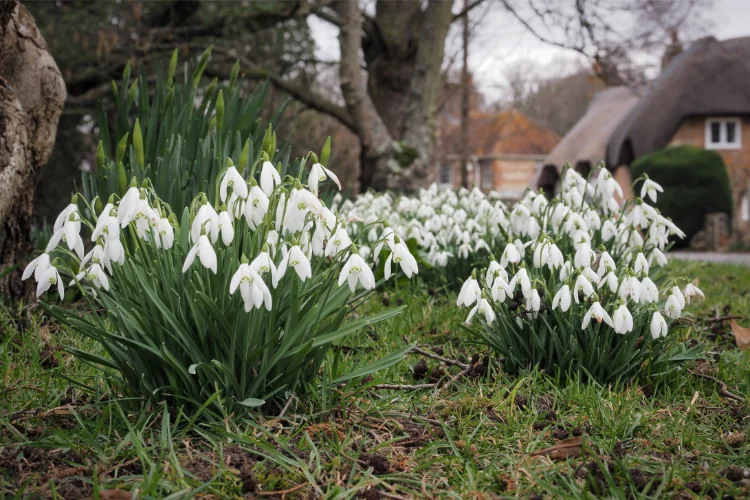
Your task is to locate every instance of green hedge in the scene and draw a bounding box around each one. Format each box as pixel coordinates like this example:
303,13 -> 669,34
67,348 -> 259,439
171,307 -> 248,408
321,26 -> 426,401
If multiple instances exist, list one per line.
631,145 -> 733,247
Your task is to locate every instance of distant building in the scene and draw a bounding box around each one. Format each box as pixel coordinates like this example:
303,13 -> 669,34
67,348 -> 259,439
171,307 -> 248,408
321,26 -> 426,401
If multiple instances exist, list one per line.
439,110 -> 560,200
538,35 -> 750,242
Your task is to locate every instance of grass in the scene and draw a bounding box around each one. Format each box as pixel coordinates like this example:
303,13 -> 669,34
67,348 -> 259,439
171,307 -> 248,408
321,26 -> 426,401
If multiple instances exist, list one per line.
1,260 -> 748,499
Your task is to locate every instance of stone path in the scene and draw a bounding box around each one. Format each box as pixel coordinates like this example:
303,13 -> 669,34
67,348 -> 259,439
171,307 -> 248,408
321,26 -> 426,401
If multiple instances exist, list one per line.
669,251 -> 750,266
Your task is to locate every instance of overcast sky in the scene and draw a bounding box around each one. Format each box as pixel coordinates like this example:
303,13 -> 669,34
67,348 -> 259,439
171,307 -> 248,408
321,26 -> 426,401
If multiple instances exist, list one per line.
309,0 -> 750,103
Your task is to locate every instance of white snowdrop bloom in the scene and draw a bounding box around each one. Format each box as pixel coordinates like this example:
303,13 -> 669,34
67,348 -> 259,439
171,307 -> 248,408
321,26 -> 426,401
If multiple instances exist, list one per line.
640,277 -> 659,304
546,243 -> 564,270
217,211 -> 233,246
684,284 -> 705,304
457,242 -> 472,259
663,217 -> 686,239
599,271 -> 618,294
466,295 -> 495,324
226,193 -> 246,221
582,266 -> 600,285
266,230 -> 280,254
251,250 -> 280,287
119,195 -> 156,239
619,275 -> 641,303
640,178 -> 664,203
584,209 -> 602,231
325,227 -> 352,258
626,201 -> 648,229
338,252 -> 375,292
664,294 -> 682,319
22,253 -> 51,282
284,188 -> 323,234
596,169 -> 623,200
491,275 -> 510,302
649,248 -> 669,267
73,263 -> 110,291
527,288 -> 541,312
525,218 -> 541,239
582,301 -> 613,330
486,259 -> 505,288
308,162 -> 341,197
457,276 -> 481,307
81,244 -> 112,273
220,166 -> 248,202
278,245 -> 312,281
650,311 -> 668,339
434,250 -> 452,267
552,284 -> 572,312
601,220 -> 617,241
573,274 -> 595,303
182,234 -> 217,274
244,185 -> 269,230
91,214 -> 119,242
613,303 -> 634,334
550,203 -> 570,232
105,238 -> 125,266
154,217 -> 175,249
574,243 -> 595,269
359,245 -> 372,261
559,261 -> 573,281
475,238 -> 490,253
633,252 -> 649,274
260,160 -> 281,196
500,242 -> 521,267
54,203 -> 80,233
509,267 -> 532,298
385,240 -> 418,279
230,263 -> 272,312
671,285 -> 686,309
510,204 -> 530,234
36,264 -> 64,300
191,203 -> 220,244
117,187 -> 140,226
532,241 -> 549,269
46,225 -> 85,260
597,251 -> 616,278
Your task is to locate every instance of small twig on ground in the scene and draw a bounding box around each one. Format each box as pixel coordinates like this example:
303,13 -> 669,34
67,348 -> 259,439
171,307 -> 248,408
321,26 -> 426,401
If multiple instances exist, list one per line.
692,372 -> 745,402
257,482 -> 307,496
678,314 -> 746,326
440,366 -> 473,391
278,393 -> 295,419
402,335 -> 470,369
371,382 -> 437,390
382,412 -> 442,426
381,492 -> 411,500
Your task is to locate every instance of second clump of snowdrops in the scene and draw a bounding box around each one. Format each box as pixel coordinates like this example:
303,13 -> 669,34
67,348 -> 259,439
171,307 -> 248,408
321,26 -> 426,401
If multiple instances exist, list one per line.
457,168 -> 705,384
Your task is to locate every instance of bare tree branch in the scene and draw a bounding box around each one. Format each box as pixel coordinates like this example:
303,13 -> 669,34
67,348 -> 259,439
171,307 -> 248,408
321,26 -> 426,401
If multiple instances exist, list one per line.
452,0 -> 489,22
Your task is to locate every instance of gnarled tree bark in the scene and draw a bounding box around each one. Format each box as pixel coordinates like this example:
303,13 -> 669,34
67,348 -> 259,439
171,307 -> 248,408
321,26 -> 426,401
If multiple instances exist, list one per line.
0,0 -> 66,297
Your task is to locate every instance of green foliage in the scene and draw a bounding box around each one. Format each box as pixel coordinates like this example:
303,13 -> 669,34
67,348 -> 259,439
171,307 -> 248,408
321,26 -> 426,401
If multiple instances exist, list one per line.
631,146 -> 733,247
84,48 -> 290,213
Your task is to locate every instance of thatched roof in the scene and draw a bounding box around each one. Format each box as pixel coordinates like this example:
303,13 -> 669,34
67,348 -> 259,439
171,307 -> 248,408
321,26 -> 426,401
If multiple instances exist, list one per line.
541,86 -> 638,172
607,36 -> 750,167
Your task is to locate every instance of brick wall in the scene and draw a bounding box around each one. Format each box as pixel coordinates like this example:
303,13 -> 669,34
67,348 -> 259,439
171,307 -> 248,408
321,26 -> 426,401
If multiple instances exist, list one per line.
667,116 -> 750,243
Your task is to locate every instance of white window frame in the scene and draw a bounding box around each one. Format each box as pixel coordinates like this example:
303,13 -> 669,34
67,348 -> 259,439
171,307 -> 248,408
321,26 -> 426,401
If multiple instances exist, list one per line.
480,161 -> 493,190
705,118 -> 742,150
439,162 -> 452,186
742,192 -> 750,222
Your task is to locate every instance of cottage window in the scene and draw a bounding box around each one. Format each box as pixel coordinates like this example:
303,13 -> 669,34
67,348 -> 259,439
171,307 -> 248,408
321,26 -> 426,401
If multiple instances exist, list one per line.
480,162 -> 493,190
705,118 -> 742,149
742,192 -> 750,222
439,162 -> 452,185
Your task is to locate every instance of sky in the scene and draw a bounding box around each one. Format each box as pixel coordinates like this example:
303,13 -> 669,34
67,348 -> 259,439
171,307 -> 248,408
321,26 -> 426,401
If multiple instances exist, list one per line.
309,0 -> 750,103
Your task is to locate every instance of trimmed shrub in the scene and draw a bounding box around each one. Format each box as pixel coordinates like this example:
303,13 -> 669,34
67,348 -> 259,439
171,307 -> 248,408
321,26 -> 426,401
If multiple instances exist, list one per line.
630,145 -> 733,247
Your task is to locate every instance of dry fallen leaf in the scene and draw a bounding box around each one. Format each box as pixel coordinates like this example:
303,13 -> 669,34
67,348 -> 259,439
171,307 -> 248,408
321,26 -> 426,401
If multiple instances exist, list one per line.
730,320 -> 750,351
529,436 -> 584,460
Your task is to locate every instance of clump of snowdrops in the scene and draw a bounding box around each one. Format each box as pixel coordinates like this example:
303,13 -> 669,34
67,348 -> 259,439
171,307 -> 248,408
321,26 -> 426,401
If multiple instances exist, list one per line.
338,184 -> 507,286
28,155 -> 416,416
457,168 -> 704,384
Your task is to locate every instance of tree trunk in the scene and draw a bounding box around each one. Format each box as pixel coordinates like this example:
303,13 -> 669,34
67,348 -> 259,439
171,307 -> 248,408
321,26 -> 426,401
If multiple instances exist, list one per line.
0,1 -> 66,297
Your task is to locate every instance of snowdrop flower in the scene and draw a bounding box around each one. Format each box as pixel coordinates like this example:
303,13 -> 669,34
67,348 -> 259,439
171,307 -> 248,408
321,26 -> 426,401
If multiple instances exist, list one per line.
155,217 -> 175,249
619,275 -> 641,303
230,263 -> 272,312
664,294 -> 682,319
582,301 -> 613,329
278,245 -> 312,281
117,186 -> 140,226
250,249 -> 279,287
552,284 -> 572,312
309,162 -> 341,197
105,238 -> 125,266
191,203 -> 220,243
640,178 -> 663,203
466,293 -> 495,324
491,274 -> 510,302
220,165 -> 248,202
684,284 -> 705,304
457,273 -> 481,307
509,267 -> 532,298
649,248 -> 669,267
599,271 -> 618,293
574,243 -> 594,269
486,259 -> 506,288
573,274 -> 595,303
500,242 -> 521,267
22,253 -> 51,282
325,227 -> 352,257
47,204 -> 85,259
671,285 -> 686,309
385,239 -> 418,279
559,261 -> 573,281
457,242 -> 472,259
338,251 -> 375,292
92,209 -> 120,242
81,244 -> 111,274
597,251 -> 616,278
601,220 -> 617,242
245,185 -> 269,230
640,277 -> 659,304
284,188 -> 323,234
73,263 -> 110,291
650,311 -> 668,339
526,288 -> 541,313
218,210 -> 234,245
613,302 -> 634,334
36,264 -> 64,300
634,252 -> 649,275
260,160 -> 281,196
182,234 -> 217,274
626,200 -> 648,229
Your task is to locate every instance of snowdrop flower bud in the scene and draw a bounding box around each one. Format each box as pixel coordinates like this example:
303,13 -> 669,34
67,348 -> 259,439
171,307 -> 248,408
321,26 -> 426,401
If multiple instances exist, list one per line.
22,253 -> 51,282
527,289 -> 541,313
639,277 -> 659,304
640,178 -> 663,203
650,311 -> 668,339
220,165 -> 248,202
634,252 -> 649,275
684,284 -> 705,304
117,186 -> 140,226
182,233 -> 217,274
218,210 -> 234,245
664,294 -> 682,319
466,293 -> 495,324
260,160 -> 281,196
191,203 -> 220,244
155,217 -> 175,249
582,301 -> 613,330
574,242 -> 594,269
501,243 -> 521,267
308,162 -> 341,197
596,251 -> 616,278
671,285 -> 686,309
338,250 -> 375,292
552,284 -> 572,312
613,301 -> 634,334
509,267 -> 532,298
599,271 -> 618,294
601,220 -> 617,242
36,264 -> 64,300
457,271 -> 480,307
574,274 -> 594,303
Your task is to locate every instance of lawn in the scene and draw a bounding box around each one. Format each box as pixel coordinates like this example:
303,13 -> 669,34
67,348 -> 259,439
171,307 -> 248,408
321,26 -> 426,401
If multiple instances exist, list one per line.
1,260 -> 748,499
